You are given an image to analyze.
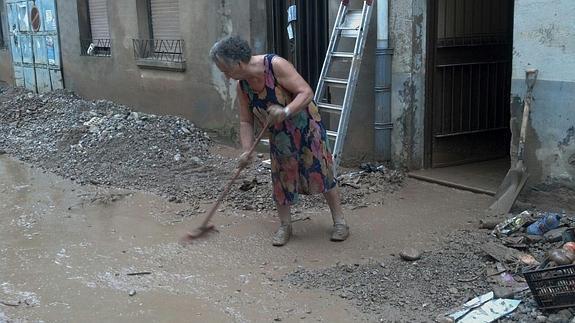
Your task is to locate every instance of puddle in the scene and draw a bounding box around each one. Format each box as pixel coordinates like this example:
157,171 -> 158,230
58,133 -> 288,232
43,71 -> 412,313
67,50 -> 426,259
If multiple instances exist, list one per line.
0,155 -> 368,322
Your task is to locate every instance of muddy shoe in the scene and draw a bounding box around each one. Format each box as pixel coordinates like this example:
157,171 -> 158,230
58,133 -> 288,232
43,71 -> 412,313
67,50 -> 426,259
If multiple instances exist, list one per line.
272,224 -> 292,247
330,223 -> 349,242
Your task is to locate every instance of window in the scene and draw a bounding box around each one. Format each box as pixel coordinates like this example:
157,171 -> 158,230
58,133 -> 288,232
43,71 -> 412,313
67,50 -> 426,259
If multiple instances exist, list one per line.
77,0 -> 111,57
149,0 -> 180,40
133,0 -> 185,71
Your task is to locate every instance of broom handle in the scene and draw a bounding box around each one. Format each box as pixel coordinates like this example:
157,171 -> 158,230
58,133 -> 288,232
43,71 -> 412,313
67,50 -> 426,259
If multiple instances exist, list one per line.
199,122 -> 270,228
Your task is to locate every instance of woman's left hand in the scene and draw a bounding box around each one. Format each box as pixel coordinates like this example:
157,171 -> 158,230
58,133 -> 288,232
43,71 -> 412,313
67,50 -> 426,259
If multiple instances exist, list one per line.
267,104 -> 288,124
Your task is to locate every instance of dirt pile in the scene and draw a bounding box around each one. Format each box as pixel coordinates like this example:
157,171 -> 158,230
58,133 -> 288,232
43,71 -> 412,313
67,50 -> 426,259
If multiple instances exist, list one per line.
0,87 -> 402,213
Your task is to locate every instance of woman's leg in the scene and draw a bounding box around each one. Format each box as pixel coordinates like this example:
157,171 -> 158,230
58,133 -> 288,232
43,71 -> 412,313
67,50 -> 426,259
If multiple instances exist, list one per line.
323,187 -> 349,241
323,187 -> 347,225
272,202 -> 292,246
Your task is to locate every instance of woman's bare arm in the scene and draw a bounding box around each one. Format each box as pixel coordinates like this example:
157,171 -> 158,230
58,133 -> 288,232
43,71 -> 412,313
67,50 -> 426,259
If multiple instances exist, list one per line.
271,56 -> 314,115
237,82 -> 254,151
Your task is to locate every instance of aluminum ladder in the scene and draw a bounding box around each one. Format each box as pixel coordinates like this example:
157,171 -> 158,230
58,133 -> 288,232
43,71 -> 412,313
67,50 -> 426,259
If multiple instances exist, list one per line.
315,0 -> 374,169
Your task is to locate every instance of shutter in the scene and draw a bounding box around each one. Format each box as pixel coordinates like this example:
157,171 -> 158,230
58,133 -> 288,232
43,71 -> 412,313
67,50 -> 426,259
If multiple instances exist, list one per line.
150,0 -> 180,39
88,0 -> 110,40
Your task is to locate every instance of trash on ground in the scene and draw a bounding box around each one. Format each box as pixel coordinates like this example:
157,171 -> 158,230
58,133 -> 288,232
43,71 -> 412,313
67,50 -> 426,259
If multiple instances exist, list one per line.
458,298 -> 521,323
492,211 -> 531,237
526,211 -> 563,235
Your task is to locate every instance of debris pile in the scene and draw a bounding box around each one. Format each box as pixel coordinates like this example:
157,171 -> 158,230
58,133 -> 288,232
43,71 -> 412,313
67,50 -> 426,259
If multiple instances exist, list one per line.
0,87 -> 402,213
286,209 -> 575,322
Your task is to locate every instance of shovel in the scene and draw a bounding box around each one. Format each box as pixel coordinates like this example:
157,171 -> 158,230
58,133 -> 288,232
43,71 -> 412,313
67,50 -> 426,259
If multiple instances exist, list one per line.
180,121 -> 270,242
487,69 -> 538,216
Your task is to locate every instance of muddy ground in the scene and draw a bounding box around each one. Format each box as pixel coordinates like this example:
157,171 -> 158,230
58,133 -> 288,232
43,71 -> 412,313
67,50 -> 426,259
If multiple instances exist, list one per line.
1,88 -> 575,322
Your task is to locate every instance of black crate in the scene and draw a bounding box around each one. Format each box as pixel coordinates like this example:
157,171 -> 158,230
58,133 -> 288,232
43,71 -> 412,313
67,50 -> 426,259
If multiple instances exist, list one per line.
524,264 -> 575,310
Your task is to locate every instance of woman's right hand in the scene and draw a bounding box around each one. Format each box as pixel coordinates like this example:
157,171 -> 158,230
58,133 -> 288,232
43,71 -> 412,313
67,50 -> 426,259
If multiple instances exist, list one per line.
238,151 -> 254,169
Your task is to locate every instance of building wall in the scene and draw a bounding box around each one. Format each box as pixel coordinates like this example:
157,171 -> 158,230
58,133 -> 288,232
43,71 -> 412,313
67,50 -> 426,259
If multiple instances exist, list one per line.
56,0 -> 266,138
389,0 -> 427,169
510,0 -> 575,188
0,0 -> 266,137
0,1 -> 14,85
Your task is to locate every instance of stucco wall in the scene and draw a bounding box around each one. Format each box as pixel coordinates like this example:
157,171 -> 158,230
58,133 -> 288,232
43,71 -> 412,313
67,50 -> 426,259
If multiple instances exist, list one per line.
511,0 -> 575,188
54,0 -> 266,139
0,49 -> 12,85
390,0 -> 426,169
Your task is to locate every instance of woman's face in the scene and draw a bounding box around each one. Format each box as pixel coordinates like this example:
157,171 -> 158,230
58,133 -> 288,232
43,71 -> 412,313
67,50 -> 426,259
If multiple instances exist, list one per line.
216,59 -> 243,80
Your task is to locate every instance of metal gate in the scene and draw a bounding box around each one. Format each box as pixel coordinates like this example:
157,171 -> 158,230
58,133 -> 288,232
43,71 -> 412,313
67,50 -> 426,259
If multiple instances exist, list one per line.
267,0 -> 328,89
426,0 -> 514,167
6,0 -> 63,93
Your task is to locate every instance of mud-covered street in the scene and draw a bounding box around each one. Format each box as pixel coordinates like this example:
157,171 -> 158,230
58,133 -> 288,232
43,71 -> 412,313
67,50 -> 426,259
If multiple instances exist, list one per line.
1,88 -> 574,322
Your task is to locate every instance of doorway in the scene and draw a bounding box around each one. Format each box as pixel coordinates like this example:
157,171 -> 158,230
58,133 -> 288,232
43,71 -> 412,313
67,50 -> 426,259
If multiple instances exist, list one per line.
266,0 -> 329,90
425,0 -> 515,169
6,0 -> 63,93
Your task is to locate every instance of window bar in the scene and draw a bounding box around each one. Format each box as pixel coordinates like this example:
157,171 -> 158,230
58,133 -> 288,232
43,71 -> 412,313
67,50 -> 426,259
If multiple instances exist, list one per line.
460,65 -> 464,132
453,0 -> 457,38
441,68 -> 445,134
485,63 -> 490,130
450,66 -> 455,133
477,64 -> 481,131
494,62 -> 499,128
468,64 -> 473,131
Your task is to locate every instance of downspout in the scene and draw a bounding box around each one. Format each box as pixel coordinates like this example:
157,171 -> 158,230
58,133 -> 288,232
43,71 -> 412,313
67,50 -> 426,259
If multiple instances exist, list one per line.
374,0 -> 393,160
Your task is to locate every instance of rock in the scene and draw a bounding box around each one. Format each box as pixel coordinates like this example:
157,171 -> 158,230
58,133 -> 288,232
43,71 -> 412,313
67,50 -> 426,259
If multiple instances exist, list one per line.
399,248 -> 422,261
545,227 -> 569,242
434,315 -> 455,323
535,315 -> 547,323
493,286 -> 515,299
128,290 -> 136,296
547,313 -> 570,323
174,154 -> 182,161
558,309 -> 573,319
0,149 -> 6,155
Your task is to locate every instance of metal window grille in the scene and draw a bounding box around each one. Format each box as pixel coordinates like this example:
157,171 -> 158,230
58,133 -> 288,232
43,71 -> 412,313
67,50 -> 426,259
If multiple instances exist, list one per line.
81,38 -> 111,57
132,39 -> 185,62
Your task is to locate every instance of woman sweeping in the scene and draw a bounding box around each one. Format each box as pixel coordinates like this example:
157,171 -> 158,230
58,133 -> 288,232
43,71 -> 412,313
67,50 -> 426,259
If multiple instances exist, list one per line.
210,36 -> 349,246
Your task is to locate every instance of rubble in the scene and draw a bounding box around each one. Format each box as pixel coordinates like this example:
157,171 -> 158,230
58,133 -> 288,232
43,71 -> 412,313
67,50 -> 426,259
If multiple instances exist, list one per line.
0,87 -> 403,214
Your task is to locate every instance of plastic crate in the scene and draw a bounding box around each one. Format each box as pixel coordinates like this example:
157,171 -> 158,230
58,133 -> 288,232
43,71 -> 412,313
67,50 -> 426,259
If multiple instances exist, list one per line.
524,264 -> 575,310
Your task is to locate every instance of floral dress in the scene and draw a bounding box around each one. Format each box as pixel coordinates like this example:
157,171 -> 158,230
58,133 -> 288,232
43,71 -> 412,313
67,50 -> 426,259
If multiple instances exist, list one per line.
239,54 -> 336,205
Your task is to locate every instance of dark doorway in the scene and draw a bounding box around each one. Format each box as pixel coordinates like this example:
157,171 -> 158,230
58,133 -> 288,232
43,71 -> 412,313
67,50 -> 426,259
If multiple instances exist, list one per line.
425,0 -> 515,168
266,0 -> 329,89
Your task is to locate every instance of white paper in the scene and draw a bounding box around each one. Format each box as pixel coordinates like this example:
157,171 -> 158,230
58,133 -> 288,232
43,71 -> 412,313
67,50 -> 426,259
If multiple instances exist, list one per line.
448,292 -> 494,321
287,5 -> 297,23
458,299 -> 521,323
287,24 -> 294,40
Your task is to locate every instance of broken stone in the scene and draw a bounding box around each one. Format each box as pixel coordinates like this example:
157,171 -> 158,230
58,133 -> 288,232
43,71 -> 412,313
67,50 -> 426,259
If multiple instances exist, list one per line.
399,248 -> 421,261
128,290 -> 136,296
544,227 -> 568,242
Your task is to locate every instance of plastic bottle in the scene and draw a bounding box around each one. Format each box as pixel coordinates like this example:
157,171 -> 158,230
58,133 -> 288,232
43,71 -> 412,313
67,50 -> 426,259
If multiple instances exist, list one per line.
526,212 -> 563,235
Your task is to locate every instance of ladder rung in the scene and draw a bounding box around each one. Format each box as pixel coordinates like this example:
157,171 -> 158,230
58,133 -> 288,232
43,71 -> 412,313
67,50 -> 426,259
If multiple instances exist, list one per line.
317,102 -> 343,113
336,26 -> 360,30
323,77 -> 348,88
326,130 -> 338,139
332,52 -> 354,59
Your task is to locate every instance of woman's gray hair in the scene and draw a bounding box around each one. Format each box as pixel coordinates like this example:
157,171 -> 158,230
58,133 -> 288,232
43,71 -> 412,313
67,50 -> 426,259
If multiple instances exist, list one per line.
209,36 -> 252,66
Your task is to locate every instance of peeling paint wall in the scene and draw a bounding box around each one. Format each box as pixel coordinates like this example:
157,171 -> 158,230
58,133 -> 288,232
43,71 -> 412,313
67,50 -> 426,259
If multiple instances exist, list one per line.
390,0 -> 427,169
511,0 -> 575,188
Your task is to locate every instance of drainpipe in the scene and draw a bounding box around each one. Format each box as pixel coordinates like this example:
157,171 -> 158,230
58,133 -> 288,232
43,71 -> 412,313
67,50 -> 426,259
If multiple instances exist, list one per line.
375,0 -> 393,160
